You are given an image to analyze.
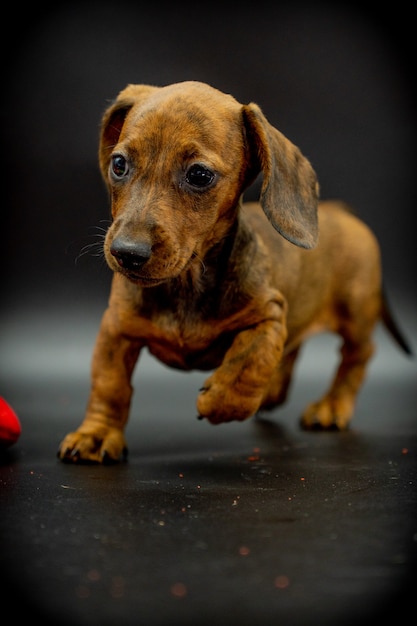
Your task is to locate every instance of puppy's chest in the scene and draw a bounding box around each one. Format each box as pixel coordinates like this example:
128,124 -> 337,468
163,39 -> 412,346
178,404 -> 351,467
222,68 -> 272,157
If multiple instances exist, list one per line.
136,309 -> 236,370
129,285 -> 251,370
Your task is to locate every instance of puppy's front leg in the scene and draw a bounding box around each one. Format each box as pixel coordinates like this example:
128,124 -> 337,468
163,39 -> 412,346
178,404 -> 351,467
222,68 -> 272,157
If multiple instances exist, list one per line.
197,301 -> 287,424
58,309 -> 141,463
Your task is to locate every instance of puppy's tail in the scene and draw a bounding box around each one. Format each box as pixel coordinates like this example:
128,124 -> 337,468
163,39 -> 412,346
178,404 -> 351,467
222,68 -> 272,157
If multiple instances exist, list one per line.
381,289 -> 413,356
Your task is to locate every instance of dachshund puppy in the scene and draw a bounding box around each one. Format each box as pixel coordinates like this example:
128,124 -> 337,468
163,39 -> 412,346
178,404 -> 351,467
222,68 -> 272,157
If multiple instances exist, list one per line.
58,81 -> 411,463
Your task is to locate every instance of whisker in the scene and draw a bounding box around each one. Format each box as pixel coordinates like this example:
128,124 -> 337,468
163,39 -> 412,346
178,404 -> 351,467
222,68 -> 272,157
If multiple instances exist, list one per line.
96,219 -> 112,230
76,241 -> 104,261
191,251 -> 207,274
73,222 -> 111,265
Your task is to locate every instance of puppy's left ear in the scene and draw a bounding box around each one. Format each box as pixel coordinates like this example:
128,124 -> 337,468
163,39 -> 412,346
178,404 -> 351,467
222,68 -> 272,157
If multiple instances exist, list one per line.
242,103 -> 319,249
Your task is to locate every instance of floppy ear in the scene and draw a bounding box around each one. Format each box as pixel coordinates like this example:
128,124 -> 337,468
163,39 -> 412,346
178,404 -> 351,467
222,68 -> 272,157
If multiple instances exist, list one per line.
242,103 -> 319,249
99,84 -> 158,183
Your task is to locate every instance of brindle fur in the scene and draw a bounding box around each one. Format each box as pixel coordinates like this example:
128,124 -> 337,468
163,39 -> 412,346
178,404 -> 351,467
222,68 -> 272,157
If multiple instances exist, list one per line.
58,81 -> 411,463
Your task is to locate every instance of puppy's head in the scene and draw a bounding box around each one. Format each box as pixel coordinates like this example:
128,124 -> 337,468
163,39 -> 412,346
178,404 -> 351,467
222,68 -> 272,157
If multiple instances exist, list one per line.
99,81 -> 319,286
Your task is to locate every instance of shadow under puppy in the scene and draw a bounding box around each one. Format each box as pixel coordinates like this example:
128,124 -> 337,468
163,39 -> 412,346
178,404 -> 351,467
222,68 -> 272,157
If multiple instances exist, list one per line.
58,81 -> 411,463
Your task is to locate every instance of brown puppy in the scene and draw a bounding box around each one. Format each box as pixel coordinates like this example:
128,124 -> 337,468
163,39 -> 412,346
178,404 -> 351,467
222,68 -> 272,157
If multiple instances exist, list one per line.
58,81 -> 411,463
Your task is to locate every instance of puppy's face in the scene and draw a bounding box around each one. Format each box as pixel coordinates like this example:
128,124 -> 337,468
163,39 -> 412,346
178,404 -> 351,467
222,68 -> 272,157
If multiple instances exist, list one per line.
102,85 -> 248,286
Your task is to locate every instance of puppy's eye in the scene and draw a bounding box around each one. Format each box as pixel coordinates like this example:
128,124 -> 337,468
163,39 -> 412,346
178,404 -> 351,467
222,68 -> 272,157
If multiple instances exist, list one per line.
111,155 -> 129,178
185,164 -> 215,188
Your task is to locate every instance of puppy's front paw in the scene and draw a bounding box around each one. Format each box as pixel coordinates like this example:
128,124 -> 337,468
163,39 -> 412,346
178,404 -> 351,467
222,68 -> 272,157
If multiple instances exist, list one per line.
197,378 -> 261,425
57,427 -> 127,464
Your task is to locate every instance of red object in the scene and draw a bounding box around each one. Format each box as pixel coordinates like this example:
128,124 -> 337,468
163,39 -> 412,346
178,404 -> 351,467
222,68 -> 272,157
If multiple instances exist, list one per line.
0,397 -> 21,447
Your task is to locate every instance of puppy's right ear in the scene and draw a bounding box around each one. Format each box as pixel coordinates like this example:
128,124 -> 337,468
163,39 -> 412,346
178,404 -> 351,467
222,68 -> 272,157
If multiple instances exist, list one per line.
99,84 -> 158,182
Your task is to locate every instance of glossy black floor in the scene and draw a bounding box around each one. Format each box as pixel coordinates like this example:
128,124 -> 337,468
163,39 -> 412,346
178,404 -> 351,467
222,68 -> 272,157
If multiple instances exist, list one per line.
1,303 -> 416,626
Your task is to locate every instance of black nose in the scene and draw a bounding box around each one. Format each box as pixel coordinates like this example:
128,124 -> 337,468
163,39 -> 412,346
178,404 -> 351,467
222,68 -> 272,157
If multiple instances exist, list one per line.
110,238 -> 152,272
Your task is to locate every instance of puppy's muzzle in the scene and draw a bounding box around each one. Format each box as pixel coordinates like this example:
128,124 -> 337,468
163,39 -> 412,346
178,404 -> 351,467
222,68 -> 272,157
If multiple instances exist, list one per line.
110,238 -> 152,273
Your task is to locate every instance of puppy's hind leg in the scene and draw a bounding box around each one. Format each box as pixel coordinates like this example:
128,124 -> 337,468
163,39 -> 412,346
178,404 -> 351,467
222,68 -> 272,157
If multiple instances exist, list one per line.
300,318 -> 377,431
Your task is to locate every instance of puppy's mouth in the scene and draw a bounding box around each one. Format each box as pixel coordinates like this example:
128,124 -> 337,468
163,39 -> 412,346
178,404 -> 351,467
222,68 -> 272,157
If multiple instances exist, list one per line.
124,272 -> 167,287
107,239 -> 163,285
113,260 -> 169,286
107,238 -> 194,286
112,255 -> 185,287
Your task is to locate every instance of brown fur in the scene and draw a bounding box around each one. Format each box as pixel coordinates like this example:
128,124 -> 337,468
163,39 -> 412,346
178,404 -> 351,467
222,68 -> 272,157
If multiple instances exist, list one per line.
58,81 -> 411,463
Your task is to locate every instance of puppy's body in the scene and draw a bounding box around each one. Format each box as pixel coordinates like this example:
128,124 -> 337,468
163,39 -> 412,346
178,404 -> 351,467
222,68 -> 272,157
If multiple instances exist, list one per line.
58,81 -> 410,463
